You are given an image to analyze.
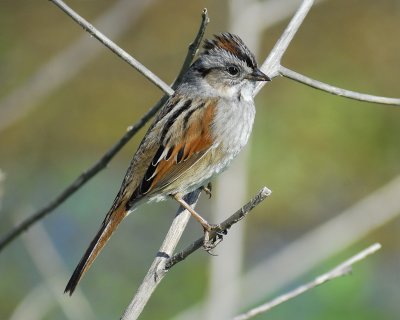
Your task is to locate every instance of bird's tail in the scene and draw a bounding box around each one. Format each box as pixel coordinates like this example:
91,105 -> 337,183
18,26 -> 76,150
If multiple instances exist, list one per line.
64,201 -> 128,295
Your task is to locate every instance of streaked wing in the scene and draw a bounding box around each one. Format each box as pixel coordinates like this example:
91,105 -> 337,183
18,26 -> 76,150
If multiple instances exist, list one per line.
133,98 -> 217,199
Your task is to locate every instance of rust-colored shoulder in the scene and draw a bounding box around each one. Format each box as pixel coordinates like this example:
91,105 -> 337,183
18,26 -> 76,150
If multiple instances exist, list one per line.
133,99 -> 217,198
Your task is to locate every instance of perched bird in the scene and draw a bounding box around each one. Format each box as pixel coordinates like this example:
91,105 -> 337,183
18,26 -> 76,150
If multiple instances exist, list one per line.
65,33 -> 270,295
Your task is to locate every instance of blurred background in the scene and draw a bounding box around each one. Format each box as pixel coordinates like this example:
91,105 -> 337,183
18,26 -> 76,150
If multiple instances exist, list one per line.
0,0 -> 399,319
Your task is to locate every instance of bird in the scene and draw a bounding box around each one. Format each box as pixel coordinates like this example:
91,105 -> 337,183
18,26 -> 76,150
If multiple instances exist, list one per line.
65,32 -> 270,295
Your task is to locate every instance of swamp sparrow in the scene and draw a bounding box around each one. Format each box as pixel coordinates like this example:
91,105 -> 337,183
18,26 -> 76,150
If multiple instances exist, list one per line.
65,33 -> 269,295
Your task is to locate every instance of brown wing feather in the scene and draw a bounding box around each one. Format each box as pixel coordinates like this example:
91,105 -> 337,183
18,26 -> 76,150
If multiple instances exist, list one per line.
134,99 -> 216,199
151,146 -> 207,192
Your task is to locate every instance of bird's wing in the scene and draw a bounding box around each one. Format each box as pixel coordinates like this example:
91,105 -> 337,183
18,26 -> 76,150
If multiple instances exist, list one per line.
132,98 -> 217,199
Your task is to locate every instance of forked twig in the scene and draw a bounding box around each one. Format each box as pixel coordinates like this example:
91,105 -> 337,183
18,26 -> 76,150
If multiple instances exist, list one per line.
165,187 -> 271,269
255,0 -> 400,106
255,0 -> 315,90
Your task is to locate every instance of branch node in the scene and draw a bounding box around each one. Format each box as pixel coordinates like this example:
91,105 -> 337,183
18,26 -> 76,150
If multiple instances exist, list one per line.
164,187 -> 272,270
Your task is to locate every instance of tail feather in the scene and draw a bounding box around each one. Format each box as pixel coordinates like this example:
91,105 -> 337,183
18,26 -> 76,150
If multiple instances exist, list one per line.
65,204 -> 127,295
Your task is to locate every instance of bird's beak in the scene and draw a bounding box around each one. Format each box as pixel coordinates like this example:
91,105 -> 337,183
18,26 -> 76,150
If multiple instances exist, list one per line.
248,68 -> 270,82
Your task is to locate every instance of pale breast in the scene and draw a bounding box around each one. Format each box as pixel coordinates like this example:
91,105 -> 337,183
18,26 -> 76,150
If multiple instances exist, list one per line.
210,97 -> 256,173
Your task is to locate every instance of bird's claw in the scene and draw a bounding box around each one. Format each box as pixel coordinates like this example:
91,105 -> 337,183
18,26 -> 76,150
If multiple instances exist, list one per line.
203,224 -> 226,253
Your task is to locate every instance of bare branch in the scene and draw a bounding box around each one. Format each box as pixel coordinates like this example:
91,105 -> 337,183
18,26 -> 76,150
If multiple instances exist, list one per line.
0,8 -> 209,252
0,0 -> 153,132
165,187 -> 271,269
0,102 -> 160,251
122,187 -> 271,320
233,243 -> 382,320
173,8 -> 209,86
50,0 -> 173,96
255,0 -> 315,92
121,190 -> 201,320
254,0 -> 400,107
279,66 -> 400,106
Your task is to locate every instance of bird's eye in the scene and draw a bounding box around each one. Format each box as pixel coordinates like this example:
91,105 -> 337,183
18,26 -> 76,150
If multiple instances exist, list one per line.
227,65 -> 240,76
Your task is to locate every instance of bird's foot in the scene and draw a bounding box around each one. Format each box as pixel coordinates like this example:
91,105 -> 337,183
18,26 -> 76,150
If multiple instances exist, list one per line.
203,224 -> 227,253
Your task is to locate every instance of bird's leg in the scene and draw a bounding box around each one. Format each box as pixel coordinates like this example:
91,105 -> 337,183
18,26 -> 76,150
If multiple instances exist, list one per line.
201,182 -> 213,199
173,194 -> 212,231
172,194 -> 222,251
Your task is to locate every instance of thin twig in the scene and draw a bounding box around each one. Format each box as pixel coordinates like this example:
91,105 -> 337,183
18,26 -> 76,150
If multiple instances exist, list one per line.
279,66 -> 400,106
165,187 -> 271,269
50,0 -> 173,96
255,0 -> 315,93
0,8 -> 209,252
237,175 -> 400,312
233,243 -> 382,320
0,0 -> 153,132
173,8 -> 209,86
0,102 -> 159,251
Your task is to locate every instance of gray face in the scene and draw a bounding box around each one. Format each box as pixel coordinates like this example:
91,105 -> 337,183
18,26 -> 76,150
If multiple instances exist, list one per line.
203,51 -> 254,88
180,33 -> 267,99
188,50 -> 257,99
